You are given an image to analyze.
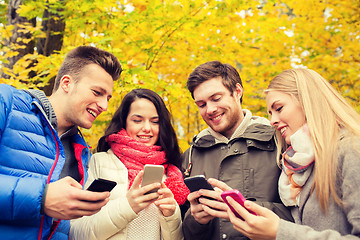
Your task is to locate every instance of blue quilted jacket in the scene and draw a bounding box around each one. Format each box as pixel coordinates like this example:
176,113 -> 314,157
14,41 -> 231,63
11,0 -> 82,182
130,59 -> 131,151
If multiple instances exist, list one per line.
0,84 -> 90,240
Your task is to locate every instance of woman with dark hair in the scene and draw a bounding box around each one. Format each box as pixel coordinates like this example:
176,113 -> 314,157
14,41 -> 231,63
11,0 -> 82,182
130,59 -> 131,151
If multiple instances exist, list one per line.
70,89 -> 188,240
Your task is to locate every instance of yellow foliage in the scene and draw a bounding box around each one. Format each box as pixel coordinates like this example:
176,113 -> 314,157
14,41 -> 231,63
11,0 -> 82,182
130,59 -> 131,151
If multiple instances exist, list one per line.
1,0 -> 359,152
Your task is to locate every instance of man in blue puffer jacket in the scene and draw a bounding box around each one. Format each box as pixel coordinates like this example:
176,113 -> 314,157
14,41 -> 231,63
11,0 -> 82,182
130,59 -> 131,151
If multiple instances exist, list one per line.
0,46 -> 122,240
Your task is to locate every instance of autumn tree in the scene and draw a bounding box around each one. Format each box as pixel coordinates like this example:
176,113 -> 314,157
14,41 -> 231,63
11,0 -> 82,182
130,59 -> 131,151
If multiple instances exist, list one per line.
1,0 -> 359,151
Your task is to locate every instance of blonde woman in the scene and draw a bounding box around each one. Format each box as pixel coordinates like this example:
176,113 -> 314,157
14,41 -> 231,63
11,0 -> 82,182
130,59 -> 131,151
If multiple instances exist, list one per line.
224,69 -> 360,239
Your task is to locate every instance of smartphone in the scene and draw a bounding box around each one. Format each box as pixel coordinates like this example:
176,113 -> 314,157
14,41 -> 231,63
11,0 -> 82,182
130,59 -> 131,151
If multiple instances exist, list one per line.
221,189 -> 257,219
141,164 -> 164,194
87,178 -> 117,192
184,175 -> 214,192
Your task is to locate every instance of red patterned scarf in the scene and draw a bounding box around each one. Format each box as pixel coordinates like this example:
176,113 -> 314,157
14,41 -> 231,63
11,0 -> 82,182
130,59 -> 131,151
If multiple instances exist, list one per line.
106,129 -> 189,205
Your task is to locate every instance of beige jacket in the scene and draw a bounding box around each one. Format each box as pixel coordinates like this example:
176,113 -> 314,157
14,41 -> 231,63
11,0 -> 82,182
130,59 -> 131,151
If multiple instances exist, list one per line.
70,149 -> 183,240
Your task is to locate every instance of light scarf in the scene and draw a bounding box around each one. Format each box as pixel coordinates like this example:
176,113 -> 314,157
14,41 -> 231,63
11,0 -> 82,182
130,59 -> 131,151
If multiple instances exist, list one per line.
278,125 -> 315,207
106,129 -> 189,205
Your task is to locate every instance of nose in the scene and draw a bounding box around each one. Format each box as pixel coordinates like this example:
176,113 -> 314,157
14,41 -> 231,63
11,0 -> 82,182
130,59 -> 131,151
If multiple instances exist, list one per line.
98,97 -> 108,112
142,121 -> 151,132
270,114 -> 279,126
206,102 -> 217,115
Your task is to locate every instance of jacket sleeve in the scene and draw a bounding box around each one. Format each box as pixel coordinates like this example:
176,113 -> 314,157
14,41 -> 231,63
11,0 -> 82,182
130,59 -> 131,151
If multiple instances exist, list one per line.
0,174 -> 46,221
69,153 -> 138,240
0,85 -> 46,222
182,208 -> 218,240
256,201 -> 293,221
181,148 -> 218,240
159,204 -> 184,240
276,138 -> 360,240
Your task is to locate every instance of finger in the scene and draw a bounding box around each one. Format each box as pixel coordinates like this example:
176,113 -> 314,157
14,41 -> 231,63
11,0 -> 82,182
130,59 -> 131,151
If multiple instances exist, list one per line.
64,176 -> 83,189
130,170 -> 144,190
80,188 -> 110,202
202,204 -> 229,219
188,191 -> 201,203
156,203 -> 176,210
137,190 -> 160,203
68,206 -> 105,219
199,197 -> 228,212
158,190 -> 174,200
243,200 -> 264,217
207,178 -> 233,191
227,208 -> 247,235
198,189 -> 222,201
227,196 -> 252,220
155,197 -> 176,206
213,187 -> 224,194
140,182 -> 161,195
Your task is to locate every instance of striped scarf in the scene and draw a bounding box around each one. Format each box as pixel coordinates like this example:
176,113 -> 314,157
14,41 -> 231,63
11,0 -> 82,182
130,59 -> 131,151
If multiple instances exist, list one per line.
278,125 -> 315,207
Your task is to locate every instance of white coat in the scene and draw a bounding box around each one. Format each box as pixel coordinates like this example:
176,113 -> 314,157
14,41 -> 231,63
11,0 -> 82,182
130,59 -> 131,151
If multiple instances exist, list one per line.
70,149 -> 183,240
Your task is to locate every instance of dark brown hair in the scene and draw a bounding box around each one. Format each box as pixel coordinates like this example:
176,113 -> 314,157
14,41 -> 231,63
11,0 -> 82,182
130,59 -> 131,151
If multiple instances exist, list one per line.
53,46 -> 122,92
97,89 -> 182,169
187,60 -> 243,102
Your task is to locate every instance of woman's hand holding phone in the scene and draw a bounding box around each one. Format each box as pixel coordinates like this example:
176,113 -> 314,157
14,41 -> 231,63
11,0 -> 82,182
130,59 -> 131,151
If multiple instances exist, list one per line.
154,182 -> 177,217
225,195 -> 280,240
221,190 -> 257,220
126,170 -> 161,214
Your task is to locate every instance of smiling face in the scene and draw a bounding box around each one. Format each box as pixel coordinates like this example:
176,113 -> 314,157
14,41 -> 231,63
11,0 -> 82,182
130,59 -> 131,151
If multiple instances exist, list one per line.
61,63 -> 114,132
266,90 -> 306,145
126,98 -> 160,146
193,77 -> 244,138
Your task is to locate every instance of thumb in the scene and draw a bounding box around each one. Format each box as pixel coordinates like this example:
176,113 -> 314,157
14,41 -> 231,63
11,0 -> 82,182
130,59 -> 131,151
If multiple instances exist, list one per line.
131,170 -> 144,189
64,176 -> 83,189
244,200 -> 267,217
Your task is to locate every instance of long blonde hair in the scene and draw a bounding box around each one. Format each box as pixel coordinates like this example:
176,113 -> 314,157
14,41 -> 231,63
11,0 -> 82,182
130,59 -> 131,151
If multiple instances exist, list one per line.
265,69 -> 360,212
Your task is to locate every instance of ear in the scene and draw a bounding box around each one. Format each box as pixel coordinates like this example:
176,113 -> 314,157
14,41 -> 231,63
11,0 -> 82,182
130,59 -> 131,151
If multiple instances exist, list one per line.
59,75 -> 73,93
234,83 -> 243,100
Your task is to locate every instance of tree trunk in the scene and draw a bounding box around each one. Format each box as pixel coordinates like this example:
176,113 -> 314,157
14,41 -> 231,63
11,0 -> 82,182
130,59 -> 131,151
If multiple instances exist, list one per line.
2,0 -> 36,78
37,1 -> 65,95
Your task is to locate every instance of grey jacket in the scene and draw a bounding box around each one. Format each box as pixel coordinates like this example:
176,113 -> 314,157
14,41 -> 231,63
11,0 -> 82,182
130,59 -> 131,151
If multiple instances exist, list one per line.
182,113 -> 292,240
277,135 -> 360,239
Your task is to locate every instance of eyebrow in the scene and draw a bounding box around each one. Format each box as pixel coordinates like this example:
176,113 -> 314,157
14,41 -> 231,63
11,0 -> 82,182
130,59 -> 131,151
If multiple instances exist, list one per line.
96,86 -> 112,99
131,114 -> 159,119
194,92 -> 222,104
269,100 -> 280,112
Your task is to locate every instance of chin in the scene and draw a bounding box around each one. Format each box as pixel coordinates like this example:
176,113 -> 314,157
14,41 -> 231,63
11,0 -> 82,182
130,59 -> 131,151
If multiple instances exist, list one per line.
80,122 -> 93,129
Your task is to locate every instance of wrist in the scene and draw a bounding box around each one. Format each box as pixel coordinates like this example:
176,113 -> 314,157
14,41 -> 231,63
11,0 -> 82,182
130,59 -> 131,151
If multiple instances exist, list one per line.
40,184 -> 49,215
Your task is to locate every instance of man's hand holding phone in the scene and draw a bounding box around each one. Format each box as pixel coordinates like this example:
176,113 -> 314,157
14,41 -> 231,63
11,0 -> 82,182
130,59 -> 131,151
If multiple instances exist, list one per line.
44,177 -> 111,220
184,176 -> 232,224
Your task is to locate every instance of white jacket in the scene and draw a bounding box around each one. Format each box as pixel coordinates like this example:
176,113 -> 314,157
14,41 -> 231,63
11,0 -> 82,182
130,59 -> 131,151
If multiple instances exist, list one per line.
70,149 -> 183,240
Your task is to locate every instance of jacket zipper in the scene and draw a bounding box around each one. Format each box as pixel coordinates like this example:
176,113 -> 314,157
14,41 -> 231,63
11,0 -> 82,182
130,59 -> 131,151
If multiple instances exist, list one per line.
32,101 -> 60,240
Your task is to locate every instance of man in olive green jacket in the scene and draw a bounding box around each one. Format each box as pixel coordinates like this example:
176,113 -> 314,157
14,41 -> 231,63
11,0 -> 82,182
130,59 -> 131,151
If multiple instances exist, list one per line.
181,61 -> 292,240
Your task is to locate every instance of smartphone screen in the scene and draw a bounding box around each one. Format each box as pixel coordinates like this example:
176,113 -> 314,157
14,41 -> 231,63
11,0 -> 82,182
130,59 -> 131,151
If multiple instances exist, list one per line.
221,189 -> 257,219
87,178 -> 117,192
184,175 -> 214,192
141,164 -> 164,194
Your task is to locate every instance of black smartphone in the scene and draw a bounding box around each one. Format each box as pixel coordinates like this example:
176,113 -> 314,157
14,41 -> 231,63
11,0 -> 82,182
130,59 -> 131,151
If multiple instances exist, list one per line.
87,178 -> 117,192
184,175 -> 214,192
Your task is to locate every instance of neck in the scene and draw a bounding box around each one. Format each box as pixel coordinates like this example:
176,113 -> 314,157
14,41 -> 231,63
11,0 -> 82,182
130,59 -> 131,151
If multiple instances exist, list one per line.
48,94 -> 72,136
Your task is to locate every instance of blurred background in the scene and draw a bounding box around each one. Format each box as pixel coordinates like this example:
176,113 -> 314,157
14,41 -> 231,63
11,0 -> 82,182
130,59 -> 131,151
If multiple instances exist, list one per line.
1,0 -> 359,151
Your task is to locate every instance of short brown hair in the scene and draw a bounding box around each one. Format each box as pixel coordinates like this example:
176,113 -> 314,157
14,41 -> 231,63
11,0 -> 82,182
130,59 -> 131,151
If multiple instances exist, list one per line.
53,46 -> 122,92
187,61 -> 243,102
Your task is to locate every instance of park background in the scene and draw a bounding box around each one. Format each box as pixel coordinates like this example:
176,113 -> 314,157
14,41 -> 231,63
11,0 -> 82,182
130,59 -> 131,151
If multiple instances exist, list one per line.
0,0 -> 359,152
